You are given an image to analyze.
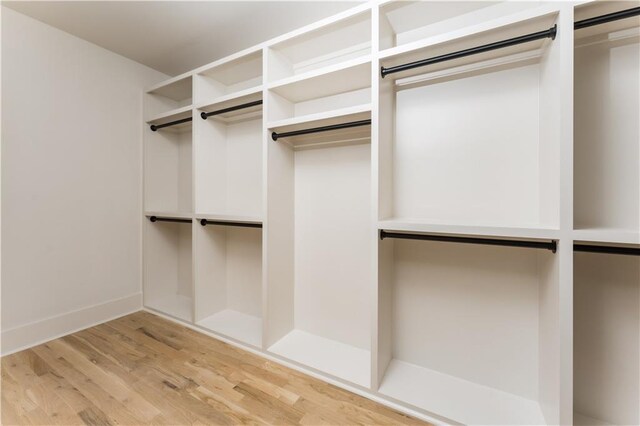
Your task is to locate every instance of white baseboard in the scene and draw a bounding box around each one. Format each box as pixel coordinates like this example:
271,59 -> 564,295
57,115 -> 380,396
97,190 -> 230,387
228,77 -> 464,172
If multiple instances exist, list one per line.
1,293 -> 142,356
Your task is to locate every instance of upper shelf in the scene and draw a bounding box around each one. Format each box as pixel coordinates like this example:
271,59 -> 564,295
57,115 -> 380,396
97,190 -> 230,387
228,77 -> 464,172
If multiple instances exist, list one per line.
268,57 -> 371,103
379,218 -> 560,241
574,2 -> 640,42
145,75 -> 193,121
194,49 -> 263,104
269,104 -> 371,149
267,9 -> 371,83
379,7 -> 559,81
196,87 -> 263,124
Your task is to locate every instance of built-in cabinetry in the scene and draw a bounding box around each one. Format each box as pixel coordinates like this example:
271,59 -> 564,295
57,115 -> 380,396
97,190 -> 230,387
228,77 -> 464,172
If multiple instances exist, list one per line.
572,2 -> 640,425
142,2 -> 640,424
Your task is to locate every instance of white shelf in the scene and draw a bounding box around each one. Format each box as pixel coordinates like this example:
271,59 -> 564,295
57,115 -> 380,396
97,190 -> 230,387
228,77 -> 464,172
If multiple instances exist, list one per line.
379,7 -> 558,80
269,104 -> 371,149
268,57 -> 371,103
146,295 -> 192,322
196,213 -> 262,225
379,359 -> 545,425
268,330 -> 370,387
145,211 -> 193,220
146,105 -> 192,125
573,228 -> 640,245
195,86 -> 263,121
379,218 -> 560,241
197,309 -> 262,348
146,75 -> 192,101
268,103 -> 371,130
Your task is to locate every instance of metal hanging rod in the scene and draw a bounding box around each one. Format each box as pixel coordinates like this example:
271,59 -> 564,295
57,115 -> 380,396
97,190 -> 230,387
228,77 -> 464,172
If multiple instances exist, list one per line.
150,116 -> 192,131
271,119 -> 372,141
575,6 -> 640,30
574,244 -> 640,256
200,219 -> 262,228
148,216 -> 192,224
379,230 -> 557,252
381,24 -> 557,78
201,100 -> 263,120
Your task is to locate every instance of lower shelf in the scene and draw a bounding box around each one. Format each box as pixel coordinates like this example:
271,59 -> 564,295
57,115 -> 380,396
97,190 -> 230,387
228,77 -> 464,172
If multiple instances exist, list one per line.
268,330 -> 370,388
146,295 -> 192,322
378,359 -> 545,425
197,309 -> 262,348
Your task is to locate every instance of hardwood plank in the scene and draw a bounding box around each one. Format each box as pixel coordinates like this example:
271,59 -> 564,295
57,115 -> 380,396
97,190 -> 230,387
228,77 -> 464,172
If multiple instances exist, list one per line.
2,311 -> 429,426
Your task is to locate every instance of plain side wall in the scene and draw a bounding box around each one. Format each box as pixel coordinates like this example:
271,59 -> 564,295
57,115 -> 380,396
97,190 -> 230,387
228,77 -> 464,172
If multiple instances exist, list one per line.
1,7 -> 167,354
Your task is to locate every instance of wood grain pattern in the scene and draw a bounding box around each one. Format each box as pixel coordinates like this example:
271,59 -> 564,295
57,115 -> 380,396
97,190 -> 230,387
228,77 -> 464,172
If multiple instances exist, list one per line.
1,311 -> 428,425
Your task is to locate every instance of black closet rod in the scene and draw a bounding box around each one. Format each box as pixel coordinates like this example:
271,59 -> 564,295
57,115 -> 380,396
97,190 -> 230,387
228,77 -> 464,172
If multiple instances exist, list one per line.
150,116 -> 192,131
574,6 -> 640,30
200,219 -> 262,228
380,230 -> 557,252
201,100 -> 263,119
381,24 -> 557,78
148,216 -> 192,224
271,119 -> 371,141
574,244 -> 640,256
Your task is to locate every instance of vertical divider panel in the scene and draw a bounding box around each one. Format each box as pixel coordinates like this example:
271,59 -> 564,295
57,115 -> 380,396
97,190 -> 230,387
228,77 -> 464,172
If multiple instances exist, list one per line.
556,5 -> 575,426
261,47 -> 270,350
264,53 -> 296,349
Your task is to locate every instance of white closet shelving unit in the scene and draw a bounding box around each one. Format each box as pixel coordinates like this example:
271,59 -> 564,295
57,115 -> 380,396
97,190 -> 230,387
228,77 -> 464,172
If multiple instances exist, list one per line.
142,1 -> 640,424
573,2 -> 640,425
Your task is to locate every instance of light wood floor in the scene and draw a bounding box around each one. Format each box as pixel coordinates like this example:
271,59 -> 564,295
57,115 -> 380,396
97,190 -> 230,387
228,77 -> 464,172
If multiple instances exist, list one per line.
1,311 -> 427,425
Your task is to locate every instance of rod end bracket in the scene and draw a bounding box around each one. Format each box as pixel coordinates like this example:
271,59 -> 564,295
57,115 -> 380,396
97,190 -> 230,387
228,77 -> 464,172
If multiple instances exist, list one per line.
200,219 -> 208,226
149,216 -> 157,222
550,24 -> 557,40
200,112 -> 208,120
271,132 -> 279,141
150,125 -> 158,132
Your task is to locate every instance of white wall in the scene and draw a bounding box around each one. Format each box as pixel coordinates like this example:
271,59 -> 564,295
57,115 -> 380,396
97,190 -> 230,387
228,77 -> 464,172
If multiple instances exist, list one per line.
1,7 -> 167,354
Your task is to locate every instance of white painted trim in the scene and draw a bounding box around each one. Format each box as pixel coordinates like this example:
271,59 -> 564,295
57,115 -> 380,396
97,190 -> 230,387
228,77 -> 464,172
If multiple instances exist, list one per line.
143,307 -> 450,426
1,293 -> 142,356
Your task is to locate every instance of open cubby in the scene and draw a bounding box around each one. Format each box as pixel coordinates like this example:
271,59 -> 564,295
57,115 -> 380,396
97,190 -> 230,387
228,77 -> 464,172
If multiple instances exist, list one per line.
267,10 -> 371,83
145,76 -> 193,121
194,50 -> 263,105
144,122 -> 192,215
144,219 -> 193,322
266,136 -> 372,387
573,250 -> 639,425
194,102 -> 262,219
379,1 -> 543,52
267,59 -> 371,131
377,238 -> 559,425
379,13 -> 560,230
574,1 -> 640,237
194,223 -> 263,348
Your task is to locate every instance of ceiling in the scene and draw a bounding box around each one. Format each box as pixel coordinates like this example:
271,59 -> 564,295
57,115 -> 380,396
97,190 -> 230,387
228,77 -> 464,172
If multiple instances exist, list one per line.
2,1 -> 360,76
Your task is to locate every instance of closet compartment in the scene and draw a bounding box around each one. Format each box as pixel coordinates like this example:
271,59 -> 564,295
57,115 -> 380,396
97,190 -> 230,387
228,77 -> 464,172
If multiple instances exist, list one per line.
267,9 -> 370,83
267,59 -> 371,129
377,234 -> 559,425
194,220 -> 263,348
194,96 -> 263,219
573,1 -> 640,238
265,122 -> 373,387
145,75 -> 193,122
194,49 -> 262,105
379,1 -> 543,52
573,245 -> 640,425
144,216 -> 193,322
144,118 -> 192,215
378,11 -> 561,230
